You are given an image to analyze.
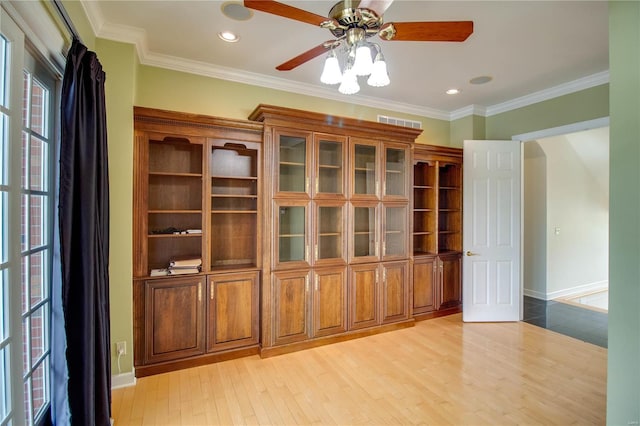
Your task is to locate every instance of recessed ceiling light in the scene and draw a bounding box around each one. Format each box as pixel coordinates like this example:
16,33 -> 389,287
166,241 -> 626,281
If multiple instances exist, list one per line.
221,2 -> 253,21
470,75 -> 493,85
218,31 -> 239,43
446,88 -> 461,95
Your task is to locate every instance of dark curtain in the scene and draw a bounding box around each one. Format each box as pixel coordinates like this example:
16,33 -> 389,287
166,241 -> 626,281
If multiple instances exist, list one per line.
58,38 -> 111,425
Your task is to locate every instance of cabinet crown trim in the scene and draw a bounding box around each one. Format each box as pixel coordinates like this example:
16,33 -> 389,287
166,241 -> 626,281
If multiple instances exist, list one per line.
134,106 -> 264,134
249,104 -> 423,141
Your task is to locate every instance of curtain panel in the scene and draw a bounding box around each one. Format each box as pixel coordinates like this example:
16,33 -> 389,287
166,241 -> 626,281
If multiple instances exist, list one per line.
58,38 -> 111,426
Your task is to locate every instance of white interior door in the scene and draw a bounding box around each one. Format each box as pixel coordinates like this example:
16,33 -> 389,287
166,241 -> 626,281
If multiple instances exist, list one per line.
462,140 -> 521,322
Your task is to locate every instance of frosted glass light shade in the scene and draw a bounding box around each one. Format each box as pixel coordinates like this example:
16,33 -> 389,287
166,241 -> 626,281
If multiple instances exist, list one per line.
353,44 -> 373,76
320,53 -> 342,85
338,69 -> 360,94
367,59 -> 390,87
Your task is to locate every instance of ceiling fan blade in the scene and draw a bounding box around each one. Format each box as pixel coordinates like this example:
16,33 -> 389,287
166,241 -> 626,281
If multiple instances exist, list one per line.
358,0 -> 395,15
276,42 -> 333,71
244,0 -> 329,26
384,21 -> 474,42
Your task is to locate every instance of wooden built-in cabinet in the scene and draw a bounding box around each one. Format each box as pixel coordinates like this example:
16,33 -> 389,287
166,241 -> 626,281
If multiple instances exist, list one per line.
249,105 -> 419,356
132,105 -> 464,374
411,144 -> 463,318
133,107 -> 263,377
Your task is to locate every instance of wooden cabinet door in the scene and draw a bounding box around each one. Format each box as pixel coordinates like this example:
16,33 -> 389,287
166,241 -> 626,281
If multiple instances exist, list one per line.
312,267 -> 348,338
273,200 -> 311,270
313,133 -> 347,199
382,203 -> 409,261
350,138 -> 380,200
273,270 -> 311,345
349,263 -> 380,330
274,128 -> 311,198
144,277 -> 205,364
383,143 -> 410,200
207,271 -> 259,352
313,201 -> 347,267
412,257 -> 438,314
440,253 -> 462,308
381,261 -> 409,323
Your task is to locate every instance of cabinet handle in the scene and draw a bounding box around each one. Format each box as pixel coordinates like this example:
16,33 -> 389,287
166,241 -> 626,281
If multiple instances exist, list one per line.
305,276 -> 309,293
198,283 -> 202,302
383,269 -> 387,283
210,285 -> 214,300
315,244 -> 318,261
315,177 -> 319,194
305,177 -> 309,193
375,239 -> 379,257
305,245 -> 309,262
383,181 -> 386,196
315,275 -> 319,292
376,180 -> 380,195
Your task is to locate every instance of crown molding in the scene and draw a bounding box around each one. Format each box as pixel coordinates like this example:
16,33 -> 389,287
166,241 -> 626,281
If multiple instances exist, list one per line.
484,71 -> 610,117
449,105 -> 488,121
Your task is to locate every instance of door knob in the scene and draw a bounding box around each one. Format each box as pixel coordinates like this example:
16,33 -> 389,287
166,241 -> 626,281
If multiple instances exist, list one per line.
465,251 -> 477,256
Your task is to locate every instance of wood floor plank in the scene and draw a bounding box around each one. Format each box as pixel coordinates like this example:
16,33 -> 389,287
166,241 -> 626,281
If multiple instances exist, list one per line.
113,314 -> 606,425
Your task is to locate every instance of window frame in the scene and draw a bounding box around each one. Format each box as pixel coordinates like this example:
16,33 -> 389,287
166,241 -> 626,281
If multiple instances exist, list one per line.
0,9 -> 60,426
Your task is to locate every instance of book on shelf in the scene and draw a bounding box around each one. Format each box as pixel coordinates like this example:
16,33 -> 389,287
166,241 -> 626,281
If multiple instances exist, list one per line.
167,267 -> 200,275
169,256 -> 202,268
171,229 -> 202,235
150,268 -> 169,277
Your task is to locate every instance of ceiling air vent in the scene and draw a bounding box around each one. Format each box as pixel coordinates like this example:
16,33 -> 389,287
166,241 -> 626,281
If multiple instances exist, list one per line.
377,115 -> 422,129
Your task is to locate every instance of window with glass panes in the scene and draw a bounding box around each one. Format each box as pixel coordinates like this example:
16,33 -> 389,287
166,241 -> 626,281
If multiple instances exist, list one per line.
0,12 -> 57,425
21,61 -> 53,425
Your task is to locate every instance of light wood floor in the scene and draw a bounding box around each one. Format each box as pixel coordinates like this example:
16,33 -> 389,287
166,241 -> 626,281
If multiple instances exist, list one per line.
112,314 -> 607,425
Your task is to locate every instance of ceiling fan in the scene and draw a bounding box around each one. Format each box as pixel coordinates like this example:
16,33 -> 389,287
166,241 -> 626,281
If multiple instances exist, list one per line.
243,0 -> 474,72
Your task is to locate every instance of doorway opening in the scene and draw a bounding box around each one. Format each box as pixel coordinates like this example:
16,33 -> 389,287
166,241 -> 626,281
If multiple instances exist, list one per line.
517,119 -> 609,347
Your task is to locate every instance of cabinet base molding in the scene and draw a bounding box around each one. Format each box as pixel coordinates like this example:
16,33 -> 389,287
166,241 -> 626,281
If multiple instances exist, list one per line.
259,320 -> 415,359
134,345 -> 260,378
413,305 -> 462,322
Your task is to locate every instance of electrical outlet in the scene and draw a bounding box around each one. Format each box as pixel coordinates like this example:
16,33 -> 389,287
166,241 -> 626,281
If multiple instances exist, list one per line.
116,341 -> 126,356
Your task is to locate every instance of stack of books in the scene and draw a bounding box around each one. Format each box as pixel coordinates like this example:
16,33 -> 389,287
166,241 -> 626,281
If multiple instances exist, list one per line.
149,256 -> 202,276
168,257 -> 202,275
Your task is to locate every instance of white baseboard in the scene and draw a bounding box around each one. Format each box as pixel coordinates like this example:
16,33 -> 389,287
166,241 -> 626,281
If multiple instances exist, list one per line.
546,280 -> 608,300
111,371 -> 136,389
523,288 -> 548,300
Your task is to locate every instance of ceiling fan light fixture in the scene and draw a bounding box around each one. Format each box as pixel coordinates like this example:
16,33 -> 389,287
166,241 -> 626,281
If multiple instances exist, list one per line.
353,43 -> 374,76
320,50 -> 343,85
338,64 -> 360,95
368,59 -> 389,87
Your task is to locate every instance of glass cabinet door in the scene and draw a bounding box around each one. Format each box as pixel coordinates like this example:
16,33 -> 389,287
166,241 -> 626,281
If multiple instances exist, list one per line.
351,203 -> 379,262
384,146 -> 408,198
383,204 -> 408,259
276,130 -> 309,195
314,134 -> 346,198
275,202 -> 309,267
352,140 -> 378,198
314,203 -> 346,265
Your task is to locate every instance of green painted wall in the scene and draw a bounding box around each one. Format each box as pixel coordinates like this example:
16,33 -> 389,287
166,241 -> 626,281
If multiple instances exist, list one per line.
486,85 -> 609,140
61,0 -> 95,49
450,114 -> 486,147
96,38 -> 137,374
134,65 -> 450,146
607,1 -> 640,424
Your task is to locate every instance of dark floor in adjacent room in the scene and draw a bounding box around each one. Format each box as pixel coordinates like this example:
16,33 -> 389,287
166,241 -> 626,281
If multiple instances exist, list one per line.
523,296 -> 608,348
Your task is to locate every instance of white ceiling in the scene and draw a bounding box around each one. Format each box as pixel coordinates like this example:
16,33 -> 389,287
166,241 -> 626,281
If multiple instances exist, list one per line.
83,0 -> 609,119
